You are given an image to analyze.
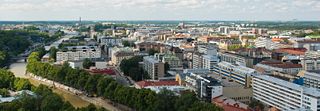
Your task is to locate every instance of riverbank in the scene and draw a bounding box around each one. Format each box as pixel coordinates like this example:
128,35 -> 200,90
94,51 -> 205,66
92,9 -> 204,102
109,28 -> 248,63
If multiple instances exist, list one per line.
28,73 -> 122,111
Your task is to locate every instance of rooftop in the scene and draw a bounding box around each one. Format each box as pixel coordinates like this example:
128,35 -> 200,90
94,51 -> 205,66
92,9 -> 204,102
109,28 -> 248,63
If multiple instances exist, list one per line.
258,60 -> 302,68
274,48 -> 307,55
255,75 -> 320,97
136,80 -> 180,88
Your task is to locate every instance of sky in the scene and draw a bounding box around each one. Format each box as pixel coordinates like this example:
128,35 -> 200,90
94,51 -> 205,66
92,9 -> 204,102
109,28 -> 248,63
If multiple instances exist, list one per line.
0,0 -> 319,21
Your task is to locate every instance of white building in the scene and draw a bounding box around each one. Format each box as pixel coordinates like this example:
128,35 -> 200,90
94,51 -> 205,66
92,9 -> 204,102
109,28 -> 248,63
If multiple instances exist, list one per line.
255,37 -> 279,50
303,70 -> 320,89
212,61 -> 256,87
253,75 -> 320,111
56,46 -> 101,62
97,36 -> 122,46
202,55 -> 220,71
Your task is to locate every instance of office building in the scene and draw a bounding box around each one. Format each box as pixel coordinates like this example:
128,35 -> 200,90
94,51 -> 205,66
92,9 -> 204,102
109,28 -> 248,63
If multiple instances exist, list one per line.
185,73 -> 222,102
253,75 -> 320,111
212,61 -> 255,87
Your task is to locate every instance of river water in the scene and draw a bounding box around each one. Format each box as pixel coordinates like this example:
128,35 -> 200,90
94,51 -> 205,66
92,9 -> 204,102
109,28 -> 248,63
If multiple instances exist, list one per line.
9,61 -> 90,108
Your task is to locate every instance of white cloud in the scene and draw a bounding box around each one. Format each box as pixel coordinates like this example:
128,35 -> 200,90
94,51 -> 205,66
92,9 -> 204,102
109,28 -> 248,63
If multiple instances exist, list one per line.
0,0 -> 319,20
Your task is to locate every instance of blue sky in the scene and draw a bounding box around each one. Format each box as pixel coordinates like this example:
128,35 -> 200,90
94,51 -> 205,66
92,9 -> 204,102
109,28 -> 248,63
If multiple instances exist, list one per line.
0,0 -> 319,21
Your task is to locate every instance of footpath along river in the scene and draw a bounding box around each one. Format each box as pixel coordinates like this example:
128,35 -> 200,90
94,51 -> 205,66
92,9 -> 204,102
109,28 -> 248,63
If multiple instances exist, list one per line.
9,62 -> 91,108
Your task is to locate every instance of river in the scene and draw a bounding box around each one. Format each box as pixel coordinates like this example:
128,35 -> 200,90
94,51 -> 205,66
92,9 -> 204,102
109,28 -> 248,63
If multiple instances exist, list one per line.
9,60 -> 90,108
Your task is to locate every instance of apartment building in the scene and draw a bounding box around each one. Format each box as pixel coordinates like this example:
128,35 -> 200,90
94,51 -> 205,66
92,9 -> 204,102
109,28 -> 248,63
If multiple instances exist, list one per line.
56,46 -> 101,62
301,51 -> 320,70
212,61 -> 255,87
110,47 -> 135,66
253,75 -> 320,111
143,56 -> 165,80
302,70 -> 320,89
192,52 -> 204,69
219,52 -> 261,68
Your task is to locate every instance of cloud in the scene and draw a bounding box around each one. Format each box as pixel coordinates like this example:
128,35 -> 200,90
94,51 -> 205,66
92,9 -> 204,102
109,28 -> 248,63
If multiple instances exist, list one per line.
0,0 -> 319,20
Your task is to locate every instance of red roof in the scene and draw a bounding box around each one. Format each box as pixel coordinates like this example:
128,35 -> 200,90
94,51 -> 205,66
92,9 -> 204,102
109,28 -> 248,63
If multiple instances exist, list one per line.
274,48 -> 307,55
213,96 -> 249,111
136,80 -> 179,88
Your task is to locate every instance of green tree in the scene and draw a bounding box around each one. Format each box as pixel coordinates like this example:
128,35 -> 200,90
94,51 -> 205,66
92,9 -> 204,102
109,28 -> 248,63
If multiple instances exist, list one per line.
174,92 -> 197,111
148,49 -> 159,55
83,58 -> 94,69
0,88 -> 9,97
154,89 -> 177,111
40,93 -> 64,111
0,69 -> 15,89
0,51 -> 8,67
49,47 -> 58,61
14,78 -> 32,91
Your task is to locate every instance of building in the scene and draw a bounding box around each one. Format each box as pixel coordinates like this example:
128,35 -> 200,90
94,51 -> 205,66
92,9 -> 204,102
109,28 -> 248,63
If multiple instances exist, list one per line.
272,48 -> 306,63
212,61 -> 256,87
255,37 -> 279,50
253,75 -> 320,111
219,52 -> 262,68
68,61 -> 83,69
192,52 -> 204,69
255,60 -> 302,75
135,41 -> 166,53
185,73 -> 222,102
292,40 -> 320,51
56,46 -> 101,62
143,56 -> 165,80
202,55 -> 220,72
155,53 -> 182,68
213,96 -> 250,111
97,36 -> 122,46
219,39 -> 242,51
302,70 -> 320,89
218,26 -> 237,35
301,51 -> 320,70
110,47 -> 135,66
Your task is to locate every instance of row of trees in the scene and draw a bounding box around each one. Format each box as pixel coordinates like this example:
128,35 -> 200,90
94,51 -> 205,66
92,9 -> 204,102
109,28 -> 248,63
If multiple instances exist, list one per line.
0,69 -> 104,111
27,51 -> 222,111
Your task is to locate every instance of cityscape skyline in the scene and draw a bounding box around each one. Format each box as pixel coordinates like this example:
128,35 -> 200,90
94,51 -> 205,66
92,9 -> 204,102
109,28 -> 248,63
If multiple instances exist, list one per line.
0,0 -> 320,21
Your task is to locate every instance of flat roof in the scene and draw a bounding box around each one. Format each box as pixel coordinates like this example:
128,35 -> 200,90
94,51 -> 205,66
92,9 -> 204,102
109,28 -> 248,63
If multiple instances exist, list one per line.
255,75 -> 320,97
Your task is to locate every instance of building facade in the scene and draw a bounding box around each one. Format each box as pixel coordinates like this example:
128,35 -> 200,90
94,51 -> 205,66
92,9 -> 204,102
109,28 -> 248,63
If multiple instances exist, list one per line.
303,70 -> 320,89
143,56 -> 165,80
56,46 -> 101,62
212,61 -> 255,87
253,75 -> 320,111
